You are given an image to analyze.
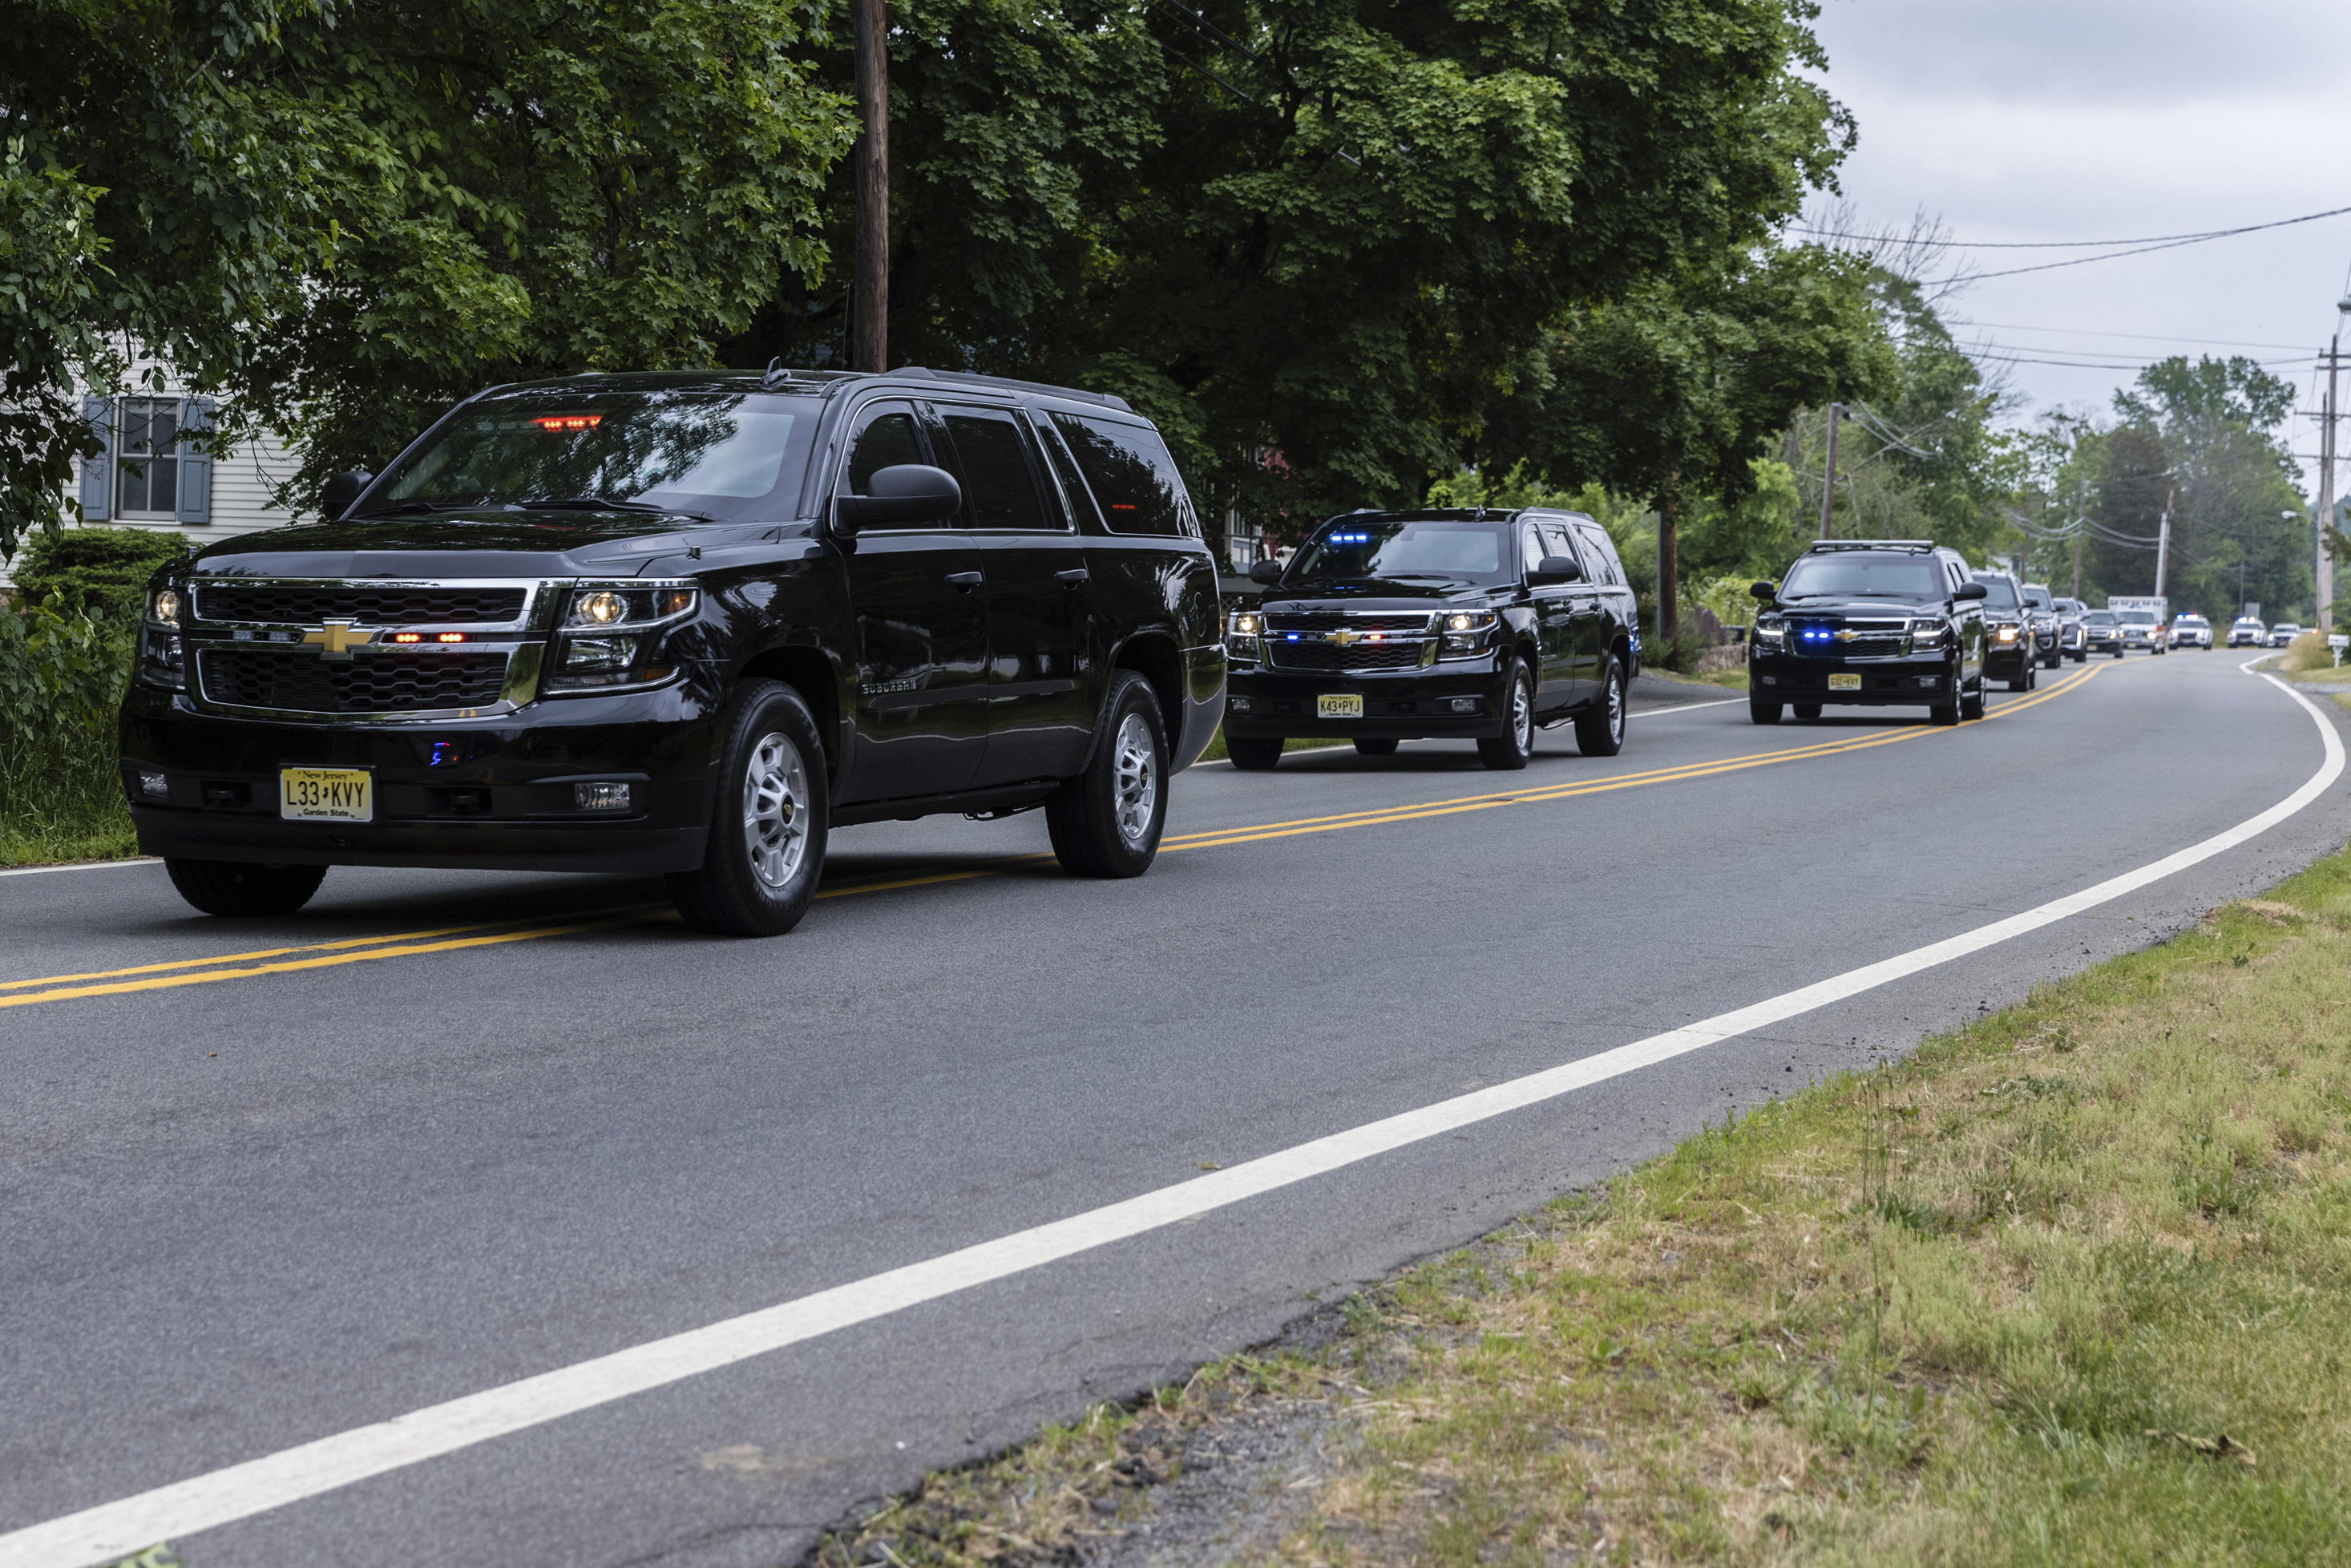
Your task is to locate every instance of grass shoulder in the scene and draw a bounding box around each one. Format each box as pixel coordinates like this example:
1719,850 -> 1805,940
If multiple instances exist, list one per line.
811,846 -> 2351,1566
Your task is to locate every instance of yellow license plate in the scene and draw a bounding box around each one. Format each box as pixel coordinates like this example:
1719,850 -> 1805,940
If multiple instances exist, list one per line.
1828,673 -> 1861,691
280,767 -> 374,822
1316,693 -> 1363,719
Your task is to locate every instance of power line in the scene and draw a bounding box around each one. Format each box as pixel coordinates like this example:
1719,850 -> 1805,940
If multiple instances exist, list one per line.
1949,321 -> 2317,352
1792,204 -> 2351,250
1967,350 -> 2313,370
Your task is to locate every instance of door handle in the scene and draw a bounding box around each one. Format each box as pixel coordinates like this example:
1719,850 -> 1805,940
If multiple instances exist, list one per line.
1053,568 -> 1090,586
945,572 -> 984,592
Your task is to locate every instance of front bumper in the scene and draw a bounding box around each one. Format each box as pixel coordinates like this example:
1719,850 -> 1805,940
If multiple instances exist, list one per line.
1750,650 -> 1957,706
1982,636 -> 2033,675
1224,656 -> 1508,738
118,681 -> 720,873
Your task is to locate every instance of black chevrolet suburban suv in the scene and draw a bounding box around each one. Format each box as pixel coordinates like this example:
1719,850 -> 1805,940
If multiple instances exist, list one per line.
1222,507 -> 1640,770
121,368 -> 1226,935
1747,540 -> 1989,725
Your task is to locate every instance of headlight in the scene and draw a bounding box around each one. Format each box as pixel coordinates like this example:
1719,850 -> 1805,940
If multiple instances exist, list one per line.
1230,612 -> 1259,636
1439,610 -> 1500,658
1752,620 -> 1786,648
136,624 -> 185,689
1225,611 -> 1263,663
149,588 -> 181,628
1996,624 -> 2019,642
1909,617 -> 1947,648
546,584 -> 697,692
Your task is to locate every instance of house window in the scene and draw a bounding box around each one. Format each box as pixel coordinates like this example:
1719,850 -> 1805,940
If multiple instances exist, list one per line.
116,398 -> 182,518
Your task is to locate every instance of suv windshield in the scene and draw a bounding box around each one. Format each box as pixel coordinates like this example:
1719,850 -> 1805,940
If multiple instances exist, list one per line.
371,387 -> 823,521
1969,575 -> 2022,609
1777,553 -> 1945,600
1282,517 -> 1515,589
2023,586 -> 2054,610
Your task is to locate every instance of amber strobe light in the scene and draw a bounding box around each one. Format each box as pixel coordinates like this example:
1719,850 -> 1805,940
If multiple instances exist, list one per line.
532,414 -> 603,433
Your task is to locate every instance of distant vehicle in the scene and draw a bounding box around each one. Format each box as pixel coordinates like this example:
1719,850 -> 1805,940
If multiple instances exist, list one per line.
2021,582 -> 2062,669
1972,570 -> 2040,689
2110,607 -> 2166,655
2054,597 -> 2090,662
2083,609 -> 2122,657
2169,613 -> 2212,649
2270,621 -> 2305,648
2228,616 -> 2267,648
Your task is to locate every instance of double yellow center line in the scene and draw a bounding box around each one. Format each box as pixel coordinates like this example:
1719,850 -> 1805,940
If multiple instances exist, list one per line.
0,665 -> 2104,1010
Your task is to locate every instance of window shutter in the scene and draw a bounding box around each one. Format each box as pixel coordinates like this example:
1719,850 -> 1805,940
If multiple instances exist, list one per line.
177,397 -> 216,525
79,397 -> 113,521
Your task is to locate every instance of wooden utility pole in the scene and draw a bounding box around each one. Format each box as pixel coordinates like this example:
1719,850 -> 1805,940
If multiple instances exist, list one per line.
852,0 -> 890,372
2321,329 -> 2341,632
2155,488 -> 2173,601
1816,404 -> 1843,540
1658,490 -> 1679,642
2070,478 -> 2086,601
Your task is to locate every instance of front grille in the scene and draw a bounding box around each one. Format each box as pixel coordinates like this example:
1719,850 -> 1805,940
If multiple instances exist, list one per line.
1790,620 -> 1909,658
1267,641 -> 1427,673
1262,612 -> 1432,634
197,585 -> 528,625
198,647 -> 510,713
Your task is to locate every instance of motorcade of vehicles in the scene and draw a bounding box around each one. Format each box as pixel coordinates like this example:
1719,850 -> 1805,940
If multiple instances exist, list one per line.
2054,597 -> 2090,661
1972,569 -> 2041,689
120,366 -> 1226,934
1222,508 -> 1639,770
2270,621 -> 2305,648
2228,615 -> 2268,647
2169,612 -> 2213,649
2021,582 -> 2062,669
2083,609 -> 2122,656
2110,607 -> 2166,654
1747,540 -> 1988,727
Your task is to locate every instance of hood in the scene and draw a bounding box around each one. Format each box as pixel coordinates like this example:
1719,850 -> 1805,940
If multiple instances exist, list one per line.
1258,582 -> 1504,612
184,511 -> 799,580
1769,596 -> 1944,620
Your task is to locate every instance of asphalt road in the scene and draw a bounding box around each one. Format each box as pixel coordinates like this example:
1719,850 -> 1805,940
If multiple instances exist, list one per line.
4,651 -> 2346,1568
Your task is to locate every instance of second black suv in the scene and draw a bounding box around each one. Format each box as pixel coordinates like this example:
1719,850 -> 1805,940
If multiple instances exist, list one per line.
1748,540 -> 1988,725
1972,570 -> 2040,690
1223,508 -> 1640,770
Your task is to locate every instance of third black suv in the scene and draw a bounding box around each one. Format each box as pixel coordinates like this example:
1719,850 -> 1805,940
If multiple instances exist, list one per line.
1223,508 -> 1640,769
1748,540 -> 1988,725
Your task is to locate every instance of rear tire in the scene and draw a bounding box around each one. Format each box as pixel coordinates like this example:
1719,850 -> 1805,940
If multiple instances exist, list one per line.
1226,736 -> 1283,770
668,680 -> 827,936
1792,702 -> 1822,721
164,859 -> 327,917
1352,737 -> 1399,757
1047,670 -> 1168,879
1573,657 -> 1627,757
1750,696 -> 1783,725
1476,660 -> 1537,770
1961,681 -> 1985,721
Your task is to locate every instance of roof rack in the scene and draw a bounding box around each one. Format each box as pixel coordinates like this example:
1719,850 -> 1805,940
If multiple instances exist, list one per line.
1804,539 -> 1937,553
886,366 -> 1133,412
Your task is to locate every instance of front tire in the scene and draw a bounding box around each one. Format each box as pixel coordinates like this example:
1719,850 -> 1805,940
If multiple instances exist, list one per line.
1750,696 -> 1783,725
668,680 -> 827,937
1476,659 -> 1537,770
1226,736 -> 1283,770
1961,681 -> 1985,721
1573,657 -> 1627,757
1048,670 -> 1168,878
1352,737 -> 1399,757
165,859 -> 327,917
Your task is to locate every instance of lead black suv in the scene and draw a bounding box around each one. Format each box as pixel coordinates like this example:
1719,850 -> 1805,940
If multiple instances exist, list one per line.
120,367 -> 1226,935
1222,508 -> 1640,770
1747,540 -> 1989,725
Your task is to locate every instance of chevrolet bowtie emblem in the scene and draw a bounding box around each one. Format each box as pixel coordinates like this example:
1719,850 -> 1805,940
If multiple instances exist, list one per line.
1331,628 -> 1356,647
302,620 -> 374,660
1834,628 -> 1860,642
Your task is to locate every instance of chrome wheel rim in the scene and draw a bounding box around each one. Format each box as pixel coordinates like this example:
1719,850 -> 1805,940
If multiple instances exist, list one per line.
741,730 -> 810,890
1607,668 -> 1625,742
1512,672 -> 1533,752
1112,711 -> 1159,848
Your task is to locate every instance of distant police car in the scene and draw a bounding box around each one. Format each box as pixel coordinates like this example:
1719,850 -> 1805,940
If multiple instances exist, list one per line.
2170,613 -> 2212,649
2228,616 -> 2267,647
1747,540 -> 1988,726
2270,621 -> 2305,649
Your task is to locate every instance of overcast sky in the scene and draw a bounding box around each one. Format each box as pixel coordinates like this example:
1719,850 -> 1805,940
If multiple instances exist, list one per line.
1805,0 -> 2351,488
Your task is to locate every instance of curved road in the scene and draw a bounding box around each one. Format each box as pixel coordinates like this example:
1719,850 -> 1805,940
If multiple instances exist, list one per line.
3,652 -> 2345,1567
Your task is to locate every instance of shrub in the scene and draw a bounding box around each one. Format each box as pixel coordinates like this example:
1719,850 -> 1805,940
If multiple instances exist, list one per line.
0,593 -> 138,864
10,525 -> 189,620
2280,629 -> 2334,673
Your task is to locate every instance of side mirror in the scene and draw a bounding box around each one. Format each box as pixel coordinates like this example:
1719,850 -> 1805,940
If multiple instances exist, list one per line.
1955,582 -> 1989,601
1527,555 -> 1585,585
834,464 -> 963,538
1749,580 -> 1778,603
1248,559 -> 1284,585
322,471 -> 373,519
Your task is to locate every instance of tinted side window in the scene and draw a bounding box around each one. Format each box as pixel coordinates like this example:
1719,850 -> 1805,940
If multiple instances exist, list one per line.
1522,525 -> 1549,576
1036,422 -> 1100,528
1051,413 -> 1190,536
1571,523 -> 1621,585
934,406 -> 1049,531
846,405 -> 924,495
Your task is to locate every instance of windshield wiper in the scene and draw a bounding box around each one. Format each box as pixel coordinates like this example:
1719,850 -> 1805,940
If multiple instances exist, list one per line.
517,494 -> 709,519
351,501 -> 454,518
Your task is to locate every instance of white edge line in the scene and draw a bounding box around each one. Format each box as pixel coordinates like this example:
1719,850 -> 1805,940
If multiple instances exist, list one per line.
0,859 -> 160,878
4,675 -> 2341,1568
